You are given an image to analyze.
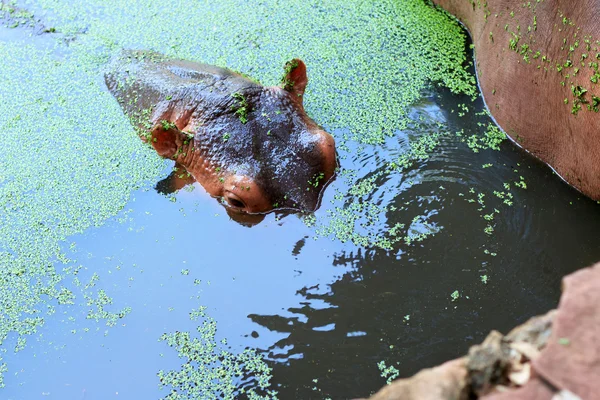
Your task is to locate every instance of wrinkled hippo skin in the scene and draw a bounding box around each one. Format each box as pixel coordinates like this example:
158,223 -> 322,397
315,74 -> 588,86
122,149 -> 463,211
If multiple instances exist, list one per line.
432,0 -> 600,200
105,50 -> 336,214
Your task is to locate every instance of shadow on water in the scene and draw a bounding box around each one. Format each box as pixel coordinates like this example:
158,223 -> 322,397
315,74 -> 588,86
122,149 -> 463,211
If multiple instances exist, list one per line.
155,165 -> 268,227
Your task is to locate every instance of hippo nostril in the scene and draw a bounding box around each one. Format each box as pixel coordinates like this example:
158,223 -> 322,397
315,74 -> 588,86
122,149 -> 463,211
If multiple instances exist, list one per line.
229,198 -> 245,208
224,193 -> 246,210
223,176 -> 271,214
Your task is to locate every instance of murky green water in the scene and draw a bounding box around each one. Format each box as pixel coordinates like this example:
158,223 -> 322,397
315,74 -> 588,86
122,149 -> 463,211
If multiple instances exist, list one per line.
1,0 -> 600,399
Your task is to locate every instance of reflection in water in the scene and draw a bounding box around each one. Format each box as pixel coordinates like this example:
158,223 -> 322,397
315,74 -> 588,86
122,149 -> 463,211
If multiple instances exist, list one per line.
225,207 -> 266,227
4,65 -> 600,400
245,88 -> 600,398
154,164 -> 196,195
3,5 -> 600,398
156,164 -> 268,226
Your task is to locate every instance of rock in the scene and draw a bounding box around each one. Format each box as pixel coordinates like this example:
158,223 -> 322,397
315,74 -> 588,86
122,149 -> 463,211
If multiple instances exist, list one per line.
531,264 -> 600,399
467,312 -> 555,397
481,377 -> 556,400
482,264 -> 600,400
361,358 -> 469,400
364,311 -> 555,400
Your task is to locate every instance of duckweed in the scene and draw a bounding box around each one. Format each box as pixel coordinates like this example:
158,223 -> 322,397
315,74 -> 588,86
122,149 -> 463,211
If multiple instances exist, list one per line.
502,6 -> 600,115
158,307 -> 276,400
16,0 -> 475,144
0,0 -> 490,392
377,360 -> 400,385
466,124 -> 506,152
0,39 -> 164,386
450,290 -> 460,301
231,92 -> 250,124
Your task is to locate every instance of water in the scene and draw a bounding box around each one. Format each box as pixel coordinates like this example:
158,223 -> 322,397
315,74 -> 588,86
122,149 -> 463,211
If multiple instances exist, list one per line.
2,1 -> 600,399
5,85 -> 600,399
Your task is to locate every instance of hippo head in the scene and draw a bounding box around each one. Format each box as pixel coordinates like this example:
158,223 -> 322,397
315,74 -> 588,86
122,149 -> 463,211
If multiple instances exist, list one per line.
147,58 -> 337,215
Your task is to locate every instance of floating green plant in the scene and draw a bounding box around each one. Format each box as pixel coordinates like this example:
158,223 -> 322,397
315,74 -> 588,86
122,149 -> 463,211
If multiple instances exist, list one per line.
158,307 -> 276,400
0,0 -> 496,390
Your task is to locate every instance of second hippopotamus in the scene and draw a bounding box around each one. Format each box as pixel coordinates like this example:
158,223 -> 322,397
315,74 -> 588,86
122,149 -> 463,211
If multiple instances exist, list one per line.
105,50 -> 336,214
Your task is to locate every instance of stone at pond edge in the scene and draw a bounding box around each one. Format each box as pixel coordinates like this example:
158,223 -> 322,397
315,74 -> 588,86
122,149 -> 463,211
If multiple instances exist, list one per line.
485,263 -> 600,400
361,311 -> 554,400
359,358 -> 469,400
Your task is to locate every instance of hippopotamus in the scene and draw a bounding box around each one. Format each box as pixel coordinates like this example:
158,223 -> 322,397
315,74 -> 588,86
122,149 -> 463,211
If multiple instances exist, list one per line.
105,50 -> 336,214
432,0 -> 600,200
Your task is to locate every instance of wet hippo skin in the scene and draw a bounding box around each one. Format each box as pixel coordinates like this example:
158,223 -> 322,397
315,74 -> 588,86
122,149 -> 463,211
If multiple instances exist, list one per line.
432,0 -> 600,200
105,50 -> 336,214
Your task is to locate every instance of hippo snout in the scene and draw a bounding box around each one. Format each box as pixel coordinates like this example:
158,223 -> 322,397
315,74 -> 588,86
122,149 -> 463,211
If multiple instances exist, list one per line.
222,175 -> 272,214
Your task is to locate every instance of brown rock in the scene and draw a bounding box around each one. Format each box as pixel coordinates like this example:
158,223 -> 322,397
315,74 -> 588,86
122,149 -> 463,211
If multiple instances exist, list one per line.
505,311 -> 555,349
466,311 -> 555,397
467,331 -> 511,396
363,358 -> 469,400
481,375 -> 555,400
364,262 -> 600,400
532,264 -> 600,399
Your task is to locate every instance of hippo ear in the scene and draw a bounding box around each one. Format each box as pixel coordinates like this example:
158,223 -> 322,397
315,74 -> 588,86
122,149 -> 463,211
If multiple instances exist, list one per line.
280,59 -> 308,100
149,120 -> 186,158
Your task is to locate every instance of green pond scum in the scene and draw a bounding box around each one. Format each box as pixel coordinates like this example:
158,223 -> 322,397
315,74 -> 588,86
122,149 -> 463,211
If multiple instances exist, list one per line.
0,39 -> 165,387
157,307 -> 276,399
377,360 -> 400,385
0,0 -> 533,395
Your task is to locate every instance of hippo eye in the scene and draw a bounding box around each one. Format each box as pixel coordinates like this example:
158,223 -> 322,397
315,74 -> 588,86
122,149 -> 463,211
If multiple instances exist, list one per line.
224,193 -> 246,209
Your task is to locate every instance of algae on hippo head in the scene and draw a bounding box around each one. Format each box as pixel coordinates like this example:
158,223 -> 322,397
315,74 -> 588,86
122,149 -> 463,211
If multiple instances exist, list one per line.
105,50 -> 337,215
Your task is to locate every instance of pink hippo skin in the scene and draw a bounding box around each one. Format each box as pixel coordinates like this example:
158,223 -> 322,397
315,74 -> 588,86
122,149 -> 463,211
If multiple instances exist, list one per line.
433,0 -> 600,199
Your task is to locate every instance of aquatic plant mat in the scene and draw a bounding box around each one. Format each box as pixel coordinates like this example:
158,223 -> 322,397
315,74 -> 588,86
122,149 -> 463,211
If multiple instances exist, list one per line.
1,0 -> 599,398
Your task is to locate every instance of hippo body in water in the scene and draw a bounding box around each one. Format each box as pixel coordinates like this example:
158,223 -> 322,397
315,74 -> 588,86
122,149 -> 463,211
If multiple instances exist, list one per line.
433,0 -> 600,200
105,50 -> 336,214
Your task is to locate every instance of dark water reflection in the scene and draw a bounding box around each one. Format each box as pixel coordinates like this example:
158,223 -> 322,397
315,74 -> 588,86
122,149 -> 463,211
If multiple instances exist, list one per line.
4,52 -> 600,400
248,88 -> 600,398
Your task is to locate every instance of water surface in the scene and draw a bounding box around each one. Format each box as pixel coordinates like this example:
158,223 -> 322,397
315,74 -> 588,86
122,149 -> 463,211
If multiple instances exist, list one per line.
1,1 -> 600,399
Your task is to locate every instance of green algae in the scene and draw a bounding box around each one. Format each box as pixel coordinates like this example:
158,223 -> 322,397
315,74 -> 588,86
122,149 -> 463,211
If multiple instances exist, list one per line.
158,307 -> 276,400
390,133 -> 442,171
0,0 -> 484,393
0,0 -> 36,29
377,360 -> 400,385
466,123 -> 506,153
498,4 -> 600,115
232,92 -> 250,124
316,115 -> 509,250
18,0 -> 475,144
10,0 -> 478,256
0,38 -> 165,386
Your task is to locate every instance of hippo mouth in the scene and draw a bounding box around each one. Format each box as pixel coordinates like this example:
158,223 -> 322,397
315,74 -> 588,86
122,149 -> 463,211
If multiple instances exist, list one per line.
220,166 -> 337,227
220,163 -> 338,216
